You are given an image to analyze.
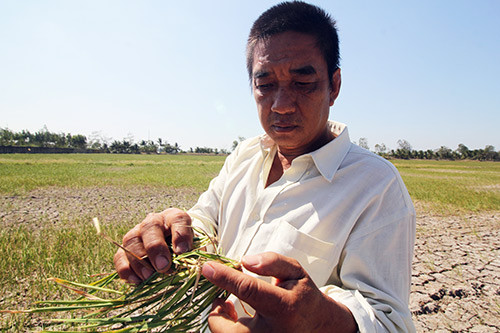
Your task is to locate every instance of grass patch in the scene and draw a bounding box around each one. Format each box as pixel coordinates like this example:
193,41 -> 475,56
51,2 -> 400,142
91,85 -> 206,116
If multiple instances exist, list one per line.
0,219 -> 125,331
0,154 -> 226,195
391,159 -> 500,213
0,154 -> 499,330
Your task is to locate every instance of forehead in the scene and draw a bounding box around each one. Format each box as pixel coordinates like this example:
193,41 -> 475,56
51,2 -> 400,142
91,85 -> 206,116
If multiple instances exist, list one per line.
252,31 -> 327,76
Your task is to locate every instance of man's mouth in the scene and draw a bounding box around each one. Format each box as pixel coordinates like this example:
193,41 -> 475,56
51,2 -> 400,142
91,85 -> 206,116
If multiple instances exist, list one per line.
271,124 -> 297,132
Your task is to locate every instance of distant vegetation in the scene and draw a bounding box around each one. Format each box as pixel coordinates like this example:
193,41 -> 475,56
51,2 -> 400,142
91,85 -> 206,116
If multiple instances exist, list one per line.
0,127 -> 498,160
0,127 -> 229,155
358,138 -> 499,161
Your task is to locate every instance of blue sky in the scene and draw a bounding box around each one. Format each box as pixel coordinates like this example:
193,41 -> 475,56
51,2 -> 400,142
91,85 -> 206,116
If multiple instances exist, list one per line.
1,0 -> 499,151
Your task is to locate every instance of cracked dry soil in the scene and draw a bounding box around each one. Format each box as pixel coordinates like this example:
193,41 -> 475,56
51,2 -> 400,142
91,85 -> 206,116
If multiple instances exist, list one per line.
411,209 -> 499,332
1,187 -> 499,332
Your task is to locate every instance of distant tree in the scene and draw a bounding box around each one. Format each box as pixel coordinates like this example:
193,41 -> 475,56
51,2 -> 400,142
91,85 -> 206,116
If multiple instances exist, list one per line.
69,135 -> 87,149
11,130 -> 28,145
374,143 -> 387,155
424,149 -> 435,159
89,141 -> 102,150
130,143 -> 140,154
484,145 -> 497,161
110,140 -> 137,154
174,142 -> 180,154
456,144 -> 471,159
124,133 -> 135,144
389,139 -> 413,159
139,140 -> 158,154
397,139 -> 412,152
0,128 -> 14,145
232,136 -> 246,151
394,149 -> 409,159
358,137 -> 369,150
195,146 -> 215,154
436,146 -> 453,160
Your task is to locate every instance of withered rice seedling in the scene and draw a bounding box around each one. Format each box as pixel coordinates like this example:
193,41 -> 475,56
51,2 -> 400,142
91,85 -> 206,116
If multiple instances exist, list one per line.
3,219 -> 239,332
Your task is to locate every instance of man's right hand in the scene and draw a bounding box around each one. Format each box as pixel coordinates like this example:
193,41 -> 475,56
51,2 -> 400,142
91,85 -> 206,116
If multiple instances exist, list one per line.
113,208 -> 193,284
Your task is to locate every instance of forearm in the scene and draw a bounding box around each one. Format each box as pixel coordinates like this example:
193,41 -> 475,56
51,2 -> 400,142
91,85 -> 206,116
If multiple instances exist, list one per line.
317,292 -> 358,333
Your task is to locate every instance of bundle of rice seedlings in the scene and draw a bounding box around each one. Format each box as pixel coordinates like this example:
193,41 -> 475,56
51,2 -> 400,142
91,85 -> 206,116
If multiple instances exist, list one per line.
3,219 -> 239,332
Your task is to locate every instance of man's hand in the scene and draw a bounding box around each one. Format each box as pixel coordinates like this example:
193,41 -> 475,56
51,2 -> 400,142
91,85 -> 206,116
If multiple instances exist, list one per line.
202,252 -> 358,333
113,208 -> 193,284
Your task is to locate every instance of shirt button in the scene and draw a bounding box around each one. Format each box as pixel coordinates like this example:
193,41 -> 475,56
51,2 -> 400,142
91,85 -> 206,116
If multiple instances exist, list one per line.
251,213 -> 260,221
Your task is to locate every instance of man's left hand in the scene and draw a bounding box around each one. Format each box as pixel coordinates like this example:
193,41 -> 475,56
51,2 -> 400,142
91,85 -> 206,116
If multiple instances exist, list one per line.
201,252 -> 357,333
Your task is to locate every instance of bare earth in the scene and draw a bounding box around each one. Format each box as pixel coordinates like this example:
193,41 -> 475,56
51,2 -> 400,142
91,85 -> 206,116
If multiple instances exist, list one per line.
1,187 -> 499,332
411,206 -> 499,332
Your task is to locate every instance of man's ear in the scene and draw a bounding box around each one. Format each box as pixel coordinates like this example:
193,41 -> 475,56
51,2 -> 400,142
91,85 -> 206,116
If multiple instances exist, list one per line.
329,68 -> 341,106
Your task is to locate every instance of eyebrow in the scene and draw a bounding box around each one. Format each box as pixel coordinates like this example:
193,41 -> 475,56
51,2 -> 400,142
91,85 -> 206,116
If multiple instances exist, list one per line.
253,65 -> 317,79
253,71 -> 269,79
290,65 -> 317,76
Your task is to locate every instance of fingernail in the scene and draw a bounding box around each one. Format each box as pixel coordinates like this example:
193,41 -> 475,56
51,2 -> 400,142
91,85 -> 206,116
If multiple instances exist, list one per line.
242,254 -> 261,267
202,263 -> 215,279
128,274 -> 141,285
155,255 -> 169,271
142,267 -> 152,280
176,241 -> 189,254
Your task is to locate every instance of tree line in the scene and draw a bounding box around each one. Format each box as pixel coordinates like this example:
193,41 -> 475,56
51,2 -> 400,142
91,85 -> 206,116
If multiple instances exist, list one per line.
358,138 -> 499,161
1,127 -> 497,160
0,127 -> 229,155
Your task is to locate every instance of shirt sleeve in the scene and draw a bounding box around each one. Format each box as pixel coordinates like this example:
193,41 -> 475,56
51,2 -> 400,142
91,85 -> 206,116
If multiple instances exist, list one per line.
321,210 -> 416,333
187,143 -> 241,237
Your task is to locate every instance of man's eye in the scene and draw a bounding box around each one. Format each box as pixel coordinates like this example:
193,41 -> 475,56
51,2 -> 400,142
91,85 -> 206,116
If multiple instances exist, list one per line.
295,81 -> 317,92
257,83 -> 273,90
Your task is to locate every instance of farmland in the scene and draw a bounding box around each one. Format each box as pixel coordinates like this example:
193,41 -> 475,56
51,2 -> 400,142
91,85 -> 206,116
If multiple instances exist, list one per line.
0,154 -> 499,331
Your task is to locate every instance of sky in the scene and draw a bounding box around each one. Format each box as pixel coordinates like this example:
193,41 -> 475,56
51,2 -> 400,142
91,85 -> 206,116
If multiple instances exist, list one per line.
1,0 -> 499,152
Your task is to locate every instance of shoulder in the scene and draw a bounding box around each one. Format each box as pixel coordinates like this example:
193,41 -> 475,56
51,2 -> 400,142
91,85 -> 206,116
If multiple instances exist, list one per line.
233,136 -> 263,153
340,145 -> 416,238
223,135 -> 265,168
343,144 -> 402,181
342,144 -> 414,211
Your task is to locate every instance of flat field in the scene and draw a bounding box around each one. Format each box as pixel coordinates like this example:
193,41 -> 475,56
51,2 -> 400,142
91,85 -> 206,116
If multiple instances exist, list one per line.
0,154 -> 498,332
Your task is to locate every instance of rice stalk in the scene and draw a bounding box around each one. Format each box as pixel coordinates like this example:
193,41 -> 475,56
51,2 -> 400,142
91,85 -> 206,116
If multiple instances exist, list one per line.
1,219 -> 239,332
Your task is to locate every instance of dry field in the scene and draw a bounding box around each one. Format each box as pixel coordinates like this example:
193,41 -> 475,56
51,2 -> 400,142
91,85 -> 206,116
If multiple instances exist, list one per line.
410,203 -> 499,332
0,155 -> 499,332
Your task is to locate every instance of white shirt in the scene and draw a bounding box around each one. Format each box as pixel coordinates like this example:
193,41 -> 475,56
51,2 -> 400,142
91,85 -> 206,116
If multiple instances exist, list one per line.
189,121 -> 416,332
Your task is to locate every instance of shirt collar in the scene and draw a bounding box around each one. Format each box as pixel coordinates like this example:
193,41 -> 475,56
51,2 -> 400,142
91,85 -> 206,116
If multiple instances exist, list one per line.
259,121 -> 352,182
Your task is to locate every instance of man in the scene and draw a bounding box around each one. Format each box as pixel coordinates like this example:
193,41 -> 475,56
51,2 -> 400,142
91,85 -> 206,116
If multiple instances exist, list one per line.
114,2 -> 416,332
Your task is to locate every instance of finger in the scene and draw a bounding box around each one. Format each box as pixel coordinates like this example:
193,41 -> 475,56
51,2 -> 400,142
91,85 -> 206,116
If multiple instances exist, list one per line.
208,299 -> 249,333
113,248 -> 142,284
211,298 -> 238,321
140,213 -> 172,274
242,252 -> 306,282
202,261 -> 287,316
164,209 -> 193,254
122,225 -> 152,281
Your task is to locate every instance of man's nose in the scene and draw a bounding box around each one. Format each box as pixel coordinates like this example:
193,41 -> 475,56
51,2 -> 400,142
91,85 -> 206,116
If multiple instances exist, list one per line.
271,87 -> 295,114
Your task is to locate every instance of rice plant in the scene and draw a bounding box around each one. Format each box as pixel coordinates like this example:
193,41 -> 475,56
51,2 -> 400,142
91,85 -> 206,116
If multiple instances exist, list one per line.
2,220 -> 239,332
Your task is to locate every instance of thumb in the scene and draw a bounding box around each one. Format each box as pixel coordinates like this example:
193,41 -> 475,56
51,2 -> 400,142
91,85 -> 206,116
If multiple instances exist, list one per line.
241,252 -> 306,282
202,261 -> 287,317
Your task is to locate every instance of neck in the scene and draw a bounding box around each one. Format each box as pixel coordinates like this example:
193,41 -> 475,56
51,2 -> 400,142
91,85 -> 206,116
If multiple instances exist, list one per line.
276,127 -> 335,167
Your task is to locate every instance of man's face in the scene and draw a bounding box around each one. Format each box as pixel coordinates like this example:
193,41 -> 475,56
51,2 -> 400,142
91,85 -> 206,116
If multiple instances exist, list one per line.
252,31 -> 341,155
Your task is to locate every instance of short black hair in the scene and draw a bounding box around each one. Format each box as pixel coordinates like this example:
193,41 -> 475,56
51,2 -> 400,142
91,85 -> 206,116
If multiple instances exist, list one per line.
246,1 -> 340,83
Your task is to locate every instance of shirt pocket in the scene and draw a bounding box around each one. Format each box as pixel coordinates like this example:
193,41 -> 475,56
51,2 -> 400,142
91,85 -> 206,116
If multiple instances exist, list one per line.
265,219 -> 337,287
